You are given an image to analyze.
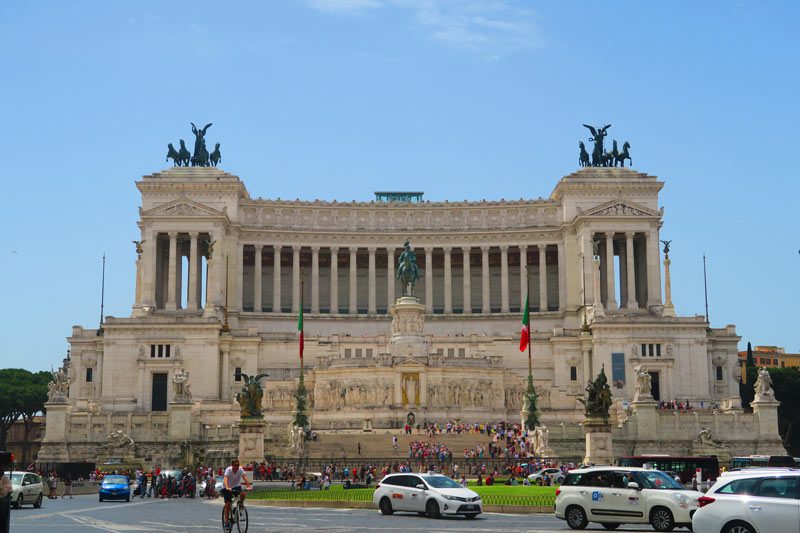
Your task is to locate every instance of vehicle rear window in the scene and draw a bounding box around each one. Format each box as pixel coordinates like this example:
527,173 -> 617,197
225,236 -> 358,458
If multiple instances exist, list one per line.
562,473 -> 582,486
717,477 -> 760,495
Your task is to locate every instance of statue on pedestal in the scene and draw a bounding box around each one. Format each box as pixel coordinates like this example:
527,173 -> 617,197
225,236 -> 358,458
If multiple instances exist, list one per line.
579,366 -> 613,422
172,368 -> 192,403
235,372 -> 269,419
47,361 -> 71,403
754,368 -> 775,402
633,364 -> 652,401
396,240 -> 419,297
100,429 -> 134,449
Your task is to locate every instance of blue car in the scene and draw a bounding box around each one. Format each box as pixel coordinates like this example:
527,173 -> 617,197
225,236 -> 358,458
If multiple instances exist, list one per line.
99,475 -> 131,502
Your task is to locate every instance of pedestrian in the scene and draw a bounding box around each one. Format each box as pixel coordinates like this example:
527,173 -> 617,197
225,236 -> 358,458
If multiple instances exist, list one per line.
139,470 -> 148,498
48,473 -> 58,499
392,435 -> 398,451
357,442 -> 362,456
62,473 -> 73,499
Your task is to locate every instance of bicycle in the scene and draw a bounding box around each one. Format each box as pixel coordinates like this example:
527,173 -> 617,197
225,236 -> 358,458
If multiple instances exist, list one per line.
222,488 -> 251,533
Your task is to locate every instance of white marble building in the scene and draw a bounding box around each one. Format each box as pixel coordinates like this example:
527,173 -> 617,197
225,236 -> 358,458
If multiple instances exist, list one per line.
40,165 -> 756,463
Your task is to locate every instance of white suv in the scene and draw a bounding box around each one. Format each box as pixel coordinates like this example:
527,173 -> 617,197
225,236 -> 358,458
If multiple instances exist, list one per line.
9,471 -> 44,509
555,466 -> 702,531
373,472 -> 482,519
692,470 -> 800,533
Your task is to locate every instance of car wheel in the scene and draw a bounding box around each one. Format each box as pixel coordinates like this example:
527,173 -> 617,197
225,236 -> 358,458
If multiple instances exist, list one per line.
379,497 -> 393,515
12,494 -> 22,509
565,505 -> 589,530
34,494 -> 43,508
126,496 -> 130,502
426,499 -> 441,519
650,507 -> 675,532
602,524 -> 621,530
722,522 -> 755,533
99,496 -> 103,502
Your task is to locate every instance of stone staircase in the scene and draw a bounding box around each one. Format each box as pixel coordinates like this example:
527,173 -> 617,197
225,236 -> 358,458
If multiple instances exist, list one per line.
267,431 -> 494,459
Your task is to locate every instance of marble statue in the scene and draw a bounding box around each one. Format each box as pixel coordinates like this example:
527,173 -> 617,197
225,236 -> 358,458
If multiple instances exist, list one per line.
290,425 -> 305,452
696,427 -> 725,448
101,429 -> 134,449
172,368 -> 192,403
633,364 -> 652,401
47,362 -> 71,403
754,367 -> 775,401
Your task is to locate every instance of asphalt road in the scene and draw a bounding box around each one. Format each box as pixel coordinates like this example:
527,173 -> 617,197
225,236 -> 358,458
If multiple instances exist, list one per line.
10,494 -> 667,532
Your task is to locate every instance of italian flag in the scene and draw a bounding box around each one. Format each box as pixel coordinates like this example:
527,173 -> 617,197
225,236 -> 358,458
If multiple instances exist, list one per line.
298,299 -> 304,360
519,294 -> 530,352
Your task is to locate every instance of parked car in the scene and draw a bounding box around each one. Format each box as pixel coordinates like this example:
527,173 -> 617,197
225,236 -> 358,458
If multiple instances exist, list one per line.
99,475 -> 131,502
373,472 -> 482,519
199,475 -> 224,495
692,469 -> 800,533
528,468 -> 565,485
555,466 -> 702,531
9,472 -> 44,509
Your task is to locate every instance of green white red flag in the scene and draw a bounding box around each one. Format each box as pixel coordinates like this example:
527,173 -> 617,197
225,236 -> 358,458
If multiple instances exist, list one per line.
520,294 -> 530,352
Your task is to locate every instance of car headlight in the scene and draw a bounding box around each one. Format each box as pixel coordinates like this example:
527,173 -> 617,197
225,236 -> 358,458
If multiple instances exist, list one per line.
444,495 -> 467,502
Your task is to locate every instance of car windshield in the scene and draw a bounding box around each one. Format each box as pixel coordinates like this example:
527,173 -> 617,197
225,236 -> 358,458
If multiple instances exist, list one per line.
103,476 -> 128,484
10,473 -> 23,484
423,476 -> 463,489
636,471 -> 685,490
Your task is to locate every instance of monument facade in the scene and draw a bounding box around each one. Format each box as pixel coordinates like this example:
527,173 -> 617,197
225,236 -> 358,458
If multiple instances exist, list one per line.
39,159 -> 777,465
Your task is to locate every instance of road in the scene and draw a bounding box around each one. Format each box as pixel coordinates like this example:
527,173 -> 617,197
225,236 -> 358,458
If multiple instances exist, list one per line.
11,494 -> 666,532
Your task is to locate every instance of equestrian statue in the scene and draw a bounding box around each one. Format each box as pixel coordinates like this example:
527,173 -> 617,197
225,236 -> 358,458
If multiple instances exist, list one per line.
396,240 -> 419,297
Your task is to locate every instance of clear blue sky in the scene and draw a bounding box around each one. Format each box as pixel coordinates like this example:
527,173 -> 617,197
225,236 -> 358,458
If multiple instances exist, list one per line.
2,1 -> 798,372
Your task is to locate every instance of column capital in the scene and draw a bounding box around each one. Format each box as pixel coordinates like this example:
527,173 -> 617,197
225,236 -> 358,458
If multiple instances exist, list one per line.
168,231 -> 178,238
254,244 -> 264,251
292,245 -> 302,252
480,245 -> 490,253
625,231 -> 636,238
349,248 -> 358,256
605,231 -> 615,238
311,245 -> 320,253
425,247 -> 433,255
538,243 -> 547,251
188,231 -> 199,238
330,246 -> 339,253
519,244 -> 528,252
443,246 -> 452,253
367,247 -> 377,254
499,245 -> 508,252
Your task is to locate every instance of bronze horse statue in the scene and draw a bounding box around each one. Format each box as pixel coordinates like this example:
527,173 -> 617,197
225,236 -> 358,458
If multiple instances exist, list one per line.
578,142 -> 590,167
178,140 -> 191,167
210,143 -> 222,167
615,141 -> 632,167
166,143 -> 181,166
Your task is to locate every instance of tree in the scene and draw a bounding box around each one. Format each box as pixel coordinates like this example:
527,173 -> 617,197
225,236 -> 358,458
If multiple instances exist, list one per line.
739,342 -> 756,411
745,342 -> 755,369
767,367 -> 800,455
18,371 -> 50,463
0,368 -> 44,450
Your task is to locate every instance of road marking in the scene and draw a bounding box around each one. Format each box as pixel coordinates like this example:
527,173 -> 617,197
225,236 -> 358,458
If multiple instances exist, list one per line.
15,499 -> 163,521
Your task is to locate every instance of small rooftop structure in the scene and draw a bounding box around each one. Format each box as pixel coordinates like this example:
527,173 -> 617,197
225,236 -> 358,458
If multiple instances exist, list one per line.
374,191 -> 424,203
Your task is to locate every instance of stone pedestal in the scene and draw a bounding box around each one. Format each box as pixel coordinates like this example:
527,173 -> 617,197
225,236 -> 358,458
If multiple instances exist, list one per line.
389,296 -> 429,359
238,419 -> 266,464
169,402 -> 192,440
583,419 -> 614,465
632,398 -> 658,440
752,399 -> 780,439
42,401 -> 69,443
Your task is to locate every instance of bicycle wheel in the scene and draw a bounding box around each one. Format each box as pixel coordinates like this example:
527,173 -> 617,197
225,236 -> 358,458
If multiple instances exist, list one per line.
234,505 -> 248,533
221,505 -> 232,531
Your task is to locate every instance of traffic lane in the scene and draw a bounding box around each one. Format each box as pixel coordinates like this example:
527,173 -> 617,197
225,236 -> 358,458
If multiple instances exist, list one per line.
11,494 -> 662,532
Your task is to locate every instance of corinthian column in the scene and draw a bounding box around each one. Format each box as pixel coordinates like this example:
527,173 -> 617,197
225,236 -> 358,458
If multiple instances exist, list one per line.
500,245 -> 509,313
187,232 -> 199,310
349,248 -> 358,314
292,246 -> 301,313
311,246 -> 320,313
481,246 -> 490,314
519,245 -> 527,311
593,253 -> 605,318
538,244 -> 549,312
272,246 -> 282,312
254,244 -> 263,312
425,248 -> 433,313
625,232 -> 637,310
605,232 -> 617,310
462,247 -> 472,314
330,247 -> 339,313
368,247 -> 377,314
663,248 -> 676,317
443,247 -> 452,313
166,232 -> 178,311
386,248 -> 395,306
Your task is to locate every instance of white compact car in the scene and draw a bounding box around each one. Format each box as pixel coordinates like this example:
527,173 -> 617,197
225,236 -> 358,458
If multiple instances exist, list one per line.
373,472 -> 482,519
9,471 -> 44,509
692,470 -> 800,533
555,466 -> 702,531
528,468 -> 565,485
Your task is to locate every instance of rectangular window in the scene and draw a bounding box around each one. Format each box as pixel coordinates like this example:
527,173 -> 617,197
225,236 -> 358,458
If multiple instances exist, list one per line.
234,367 -> 242,381
85,367 -> 93,382
611,353 -> 625,388
447,348 -> 455,357
151,345 -> 156,358
458,348 -> 466,357
641,344 -> 647,357
648,344 -> 655,357
436,349 -> 444,356
158,345 -> 163,358
774,358 -> 778,365
165,345 -> 171,358
366,349 -> 373,358
715,366 -> 723,381
151,373 -> 168,412
355,348 -> 362,358
570,366 -> 577,381
656,344 -> 661,357
344,348 -> 351,358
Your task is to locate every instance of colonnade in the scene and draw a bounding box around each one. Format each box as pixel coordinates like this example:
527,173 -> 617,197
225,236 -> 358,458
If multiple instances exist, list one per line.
590,230 -> 661,311
238,244 -> 565,315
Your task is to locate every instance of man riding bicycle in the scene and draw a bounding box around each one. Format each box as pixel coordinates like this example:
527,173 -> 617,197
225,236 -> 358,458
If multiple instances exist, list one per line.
222,458 -> 252,532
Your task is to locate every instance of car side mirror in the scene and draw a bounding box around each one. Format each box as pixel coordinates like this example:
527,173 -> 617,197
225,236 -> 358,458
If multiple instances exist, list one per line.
627,482 -> 640,490
416,484 -> 426,490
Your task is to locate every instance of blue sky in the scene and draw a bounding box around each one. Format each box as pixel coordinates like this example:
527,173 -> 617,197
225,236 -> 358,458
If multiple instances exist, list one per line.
1,1 -> 798,372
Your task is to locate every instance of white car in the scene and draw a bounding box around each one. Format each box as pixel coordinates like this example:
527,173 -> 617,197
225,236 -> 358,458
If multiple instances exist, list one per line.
692,470 -> 800,533
9,471 -> 44,509
199,475 -> 224,494
373,472 -> 482,519
555,466 -> 702,531
528,468 -> 565,485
